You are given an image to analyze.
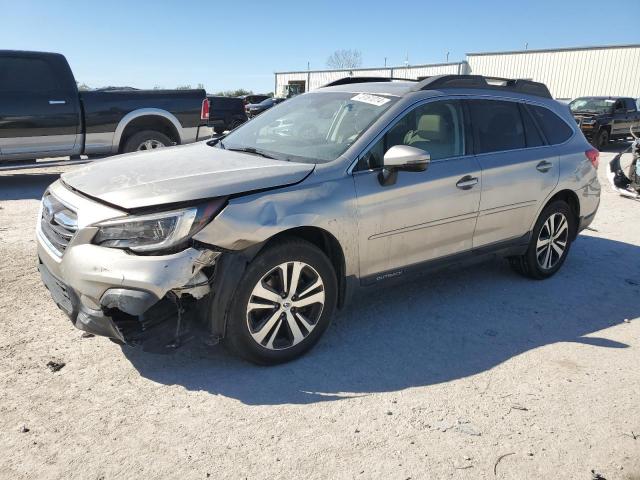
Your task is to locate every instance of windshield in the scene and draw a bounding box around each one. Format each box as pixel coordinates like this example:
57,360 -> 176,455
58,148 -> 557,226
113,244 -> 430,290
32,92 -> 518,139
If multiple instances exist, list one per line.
569,98 -> 615,114
218,91 -> 398,164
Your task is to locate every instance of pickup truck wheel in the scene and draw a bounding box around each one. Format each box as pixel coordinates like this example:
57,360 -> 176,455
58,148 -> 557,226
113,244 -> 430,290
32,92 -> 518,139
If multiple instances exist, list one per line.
508,200 -> 575,280
122,130 -> 172,153
594,129 -> 609,150
224,238 -> 337,365
214,126 -> 225,135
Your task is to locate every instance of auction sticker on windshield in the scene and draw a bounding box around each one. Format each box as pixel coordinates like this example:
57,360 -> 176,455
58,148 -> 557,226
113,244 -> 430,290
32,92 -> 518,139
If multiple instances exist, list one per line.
351,93 -> 391,107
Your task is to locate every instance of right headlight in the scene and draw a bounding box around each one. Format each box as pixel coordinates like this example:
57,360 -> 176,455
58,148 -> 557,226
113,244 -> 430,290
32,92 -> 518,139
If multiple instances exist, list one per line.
93,198 -> 226,253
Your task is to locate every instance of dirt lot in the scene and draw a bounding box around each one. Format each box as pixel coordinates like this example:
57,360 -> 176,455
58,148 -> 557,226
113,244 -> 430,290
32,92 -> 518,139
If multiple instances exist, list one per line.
1,151 -> 639,480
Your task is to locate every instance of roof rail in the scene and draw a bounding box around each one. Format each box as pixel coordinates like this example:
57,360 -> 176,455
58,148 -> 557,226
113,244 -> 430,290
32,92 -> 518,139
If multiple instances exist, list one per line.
321,77 -> 417,87
412,75 -> 552,98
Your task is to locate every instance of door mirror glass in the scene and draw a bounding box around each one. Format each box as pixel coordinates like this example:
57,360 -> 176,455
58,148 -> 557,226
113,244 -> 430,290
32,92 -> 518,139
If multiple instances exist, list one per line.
383,145 -> 430,172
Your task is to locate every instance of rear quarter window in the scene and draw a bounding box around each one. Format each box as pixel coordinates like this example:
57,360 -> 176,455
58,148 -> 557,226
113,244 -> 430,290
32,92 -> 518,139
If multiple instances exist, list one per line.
529,105 -> 574,145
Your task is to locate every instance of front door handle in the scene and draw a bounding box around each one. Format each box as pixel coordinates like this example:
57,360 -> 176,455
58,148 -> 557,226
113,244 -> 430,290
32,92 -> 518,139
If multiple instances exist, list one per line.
456,175 -> 478,190
536,160 -> 553,173
48,100 -> 66,105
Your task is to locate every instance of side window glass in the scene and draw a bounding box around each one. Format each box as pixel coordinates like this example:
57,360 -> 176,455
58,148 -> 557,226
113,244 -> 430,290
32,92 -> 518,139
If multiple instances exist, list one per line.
468,100 -> 525,153
0,57 -> 60,93
529,105 -> 574,145
395,101 -> 464,160
520,105 -> 545,147
357,100 -> 464,170
625,99 -> 637,112
358,136 -> 385,170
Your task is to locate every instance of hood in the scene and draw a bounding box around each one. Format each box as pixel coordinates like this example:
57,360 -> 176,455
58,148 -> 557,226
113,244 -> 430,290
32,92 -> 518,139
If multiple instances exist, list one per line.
62,141 -> 314,210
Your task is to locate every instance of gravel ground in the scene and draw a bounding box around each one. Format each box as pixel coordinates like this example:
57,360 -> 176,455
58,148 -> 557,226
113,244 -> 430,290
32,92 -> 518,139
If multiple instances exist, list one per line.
1,150 -> 639,480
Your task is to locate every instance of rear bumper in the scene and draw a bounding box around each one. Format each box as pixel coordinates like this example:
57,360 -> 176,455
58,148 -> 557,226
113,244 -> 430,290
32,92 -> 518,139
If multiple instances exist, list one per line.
578,203 -> 599,232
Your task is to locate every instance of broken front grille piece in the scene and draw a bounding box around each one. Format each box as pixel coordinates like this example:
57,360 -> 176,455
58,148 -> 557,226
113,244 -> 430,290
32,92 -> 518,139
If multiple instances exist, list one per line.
40,192 -> 78,257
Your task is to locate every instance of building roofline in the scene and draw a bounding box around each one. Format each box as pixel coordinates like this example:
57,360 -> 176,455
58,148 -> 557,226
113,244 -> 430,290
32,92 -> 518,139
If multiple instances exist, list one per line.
274,61 -> 468,76
467,43 -> 640,56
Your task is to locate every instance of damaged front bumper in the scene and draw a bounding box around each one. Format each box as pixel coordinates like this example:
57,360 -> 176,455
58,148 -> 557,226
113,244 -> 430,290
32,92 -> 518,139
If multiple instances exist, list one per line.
36,183 -> 220,344
37,242 -> 219,343
38,246 -> 219,343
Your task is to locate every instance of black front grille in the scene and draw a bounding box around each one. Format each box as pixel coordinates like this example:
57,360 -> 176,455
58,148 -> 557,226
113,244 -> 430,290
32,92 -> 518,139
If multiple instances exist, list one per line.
40,192 -> 77,256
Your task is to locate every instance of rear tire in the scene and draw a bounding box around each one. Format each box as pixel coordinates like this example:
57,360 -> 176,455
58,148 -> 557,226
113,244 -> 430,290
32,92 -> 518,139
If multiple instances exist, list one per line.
122,130 -> 172,153
509,200 -> 576,280
230,119 -> 245,130
594,129 -> 609,150
224,238 -> 337,365
214,125 -> 225,135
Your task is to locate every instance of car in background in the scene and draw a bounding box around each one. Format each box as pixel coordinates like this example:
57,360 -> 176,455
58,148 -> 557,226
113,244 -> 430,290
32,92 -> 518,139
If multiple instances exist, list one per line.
239,94 -> 270,106
570,96 -> 640,149
207,96 -> 248,134
246,97 -> 286,118
0,50 -> 212,161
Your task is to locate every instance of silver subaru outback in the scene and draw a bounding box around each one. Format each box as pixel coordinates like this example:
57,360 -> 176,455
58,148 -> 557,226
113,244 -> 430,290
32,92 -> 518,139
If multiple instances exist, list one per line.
37,75 -> 601,364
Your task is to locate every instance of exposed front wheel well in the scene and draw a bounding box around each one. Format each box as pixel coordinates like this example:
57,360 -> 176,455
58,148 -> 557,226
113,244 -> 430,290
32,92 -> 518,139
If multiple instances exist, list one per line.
267,227 -> 347,308
118,115 -> 181,153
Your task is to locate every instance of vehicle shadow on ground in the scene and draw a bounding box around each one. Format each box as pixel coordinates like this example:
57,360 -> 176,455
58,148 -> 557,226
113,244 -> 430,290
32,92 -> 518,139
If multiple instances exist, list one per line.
0,173 -> 60,201
123,235 -> 639,405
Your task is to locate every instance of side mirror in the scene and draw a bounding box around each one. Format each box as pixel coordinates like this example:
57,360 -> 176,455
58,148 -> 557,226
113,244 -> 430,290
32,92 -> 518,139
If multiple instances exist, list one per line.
384,145 -> 431,171
379,145 -> 430,186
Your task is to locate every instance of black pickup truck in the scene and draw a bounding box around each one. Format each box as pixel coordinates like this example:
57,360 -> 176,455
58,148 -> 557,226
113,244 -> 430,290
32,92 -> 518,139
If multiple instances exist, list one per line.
570,96 -> 640,149
0,50 -> 213,162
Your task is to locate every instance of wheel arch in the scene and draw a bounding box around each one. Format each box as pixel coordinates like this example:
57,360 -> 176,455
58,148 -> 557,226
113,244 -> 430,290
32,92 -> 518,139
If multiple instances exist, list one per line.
112,109 -> 183,153
266,226 -> 347,309
540,189 -> 581,239
205,225 -> 348,342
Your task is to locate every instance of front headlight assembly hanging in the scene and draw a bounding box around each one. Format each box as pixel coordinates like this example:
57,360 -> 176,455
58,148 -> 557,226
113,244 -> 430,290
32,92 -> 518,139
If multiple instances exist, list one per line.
92,199 -> 226,253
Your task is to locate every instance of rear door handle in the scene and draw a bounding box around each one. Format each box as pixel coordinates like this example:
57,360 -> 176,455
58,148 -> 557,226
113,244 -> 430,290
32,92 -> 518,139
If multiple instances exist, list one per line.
536,160 -> 553,173
456,175 -> 479,190
48,100 -> 66,105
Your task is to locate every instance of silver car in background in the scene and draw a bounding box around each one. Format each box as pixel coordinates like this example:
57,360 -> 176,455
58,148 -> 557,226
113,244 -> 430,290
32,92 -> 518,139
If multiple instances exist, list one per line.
37,75 -> 601,364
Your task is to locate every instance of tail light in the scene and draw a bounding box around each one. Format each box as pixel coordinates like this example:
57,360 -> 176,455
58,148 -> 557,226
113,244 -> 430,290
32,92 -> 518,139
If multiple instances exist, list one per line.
200,99 -> 210,121
585,148 -> 599,169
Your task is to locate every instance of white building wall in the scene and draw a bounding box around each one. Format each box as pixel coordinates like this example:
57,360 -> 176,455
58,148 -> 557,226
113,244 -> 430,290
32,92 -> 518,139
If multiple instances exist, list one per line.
275,62 -> 468,97
467,45 -> 640,100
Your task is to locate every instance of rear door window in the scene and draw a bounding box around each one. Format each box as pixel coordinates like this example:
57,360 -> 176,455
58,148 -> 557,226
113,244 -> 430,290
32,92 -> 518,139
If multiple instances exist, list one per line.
529,105 -> 574,145
520,105 -> 545,147
468,100 -> 525,153
0,57 -> 61,93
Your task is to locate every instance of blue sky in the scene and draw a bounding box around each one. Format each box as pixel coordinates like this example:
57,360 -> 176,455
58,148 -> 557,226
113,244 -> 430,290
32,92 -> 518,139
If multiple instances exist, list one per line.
1,0 -> 638,93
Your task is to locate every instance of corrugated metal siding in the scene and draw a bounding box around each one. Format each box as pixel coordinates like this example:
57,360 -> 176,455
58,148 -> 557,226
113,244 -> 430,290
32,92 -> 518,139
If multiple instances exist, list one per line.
275,62 -> 468,96
467,47 -> 640,99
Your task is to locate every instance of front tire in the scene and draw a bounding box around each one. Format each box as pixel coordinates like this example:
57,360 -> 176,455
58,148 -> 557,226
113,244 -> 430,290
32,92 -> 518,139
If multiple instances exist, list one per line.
225,238 -> 337,365
509,200 -> 575,279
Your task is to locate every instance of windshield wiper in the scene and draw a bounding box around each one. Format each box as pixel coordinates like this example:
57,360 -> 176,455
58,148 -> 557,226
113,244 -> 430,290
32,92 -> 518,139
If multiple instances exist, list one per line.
225,146 -> 277,160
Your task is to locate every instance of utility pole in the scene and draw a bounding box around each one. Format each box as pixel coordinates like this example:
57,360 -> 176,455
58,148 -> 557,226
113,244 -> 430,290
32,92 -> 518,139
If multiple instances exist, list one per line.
446,51 -> 450,62
384,57 -> 387,67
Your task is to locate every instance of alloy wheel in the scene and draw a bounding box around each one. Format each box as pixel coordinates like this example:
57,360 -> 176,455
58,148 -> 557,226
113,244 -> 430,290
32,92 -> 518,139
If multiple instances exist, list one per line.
136,139 -> 165,151
536,212 -> 569,270
246,261 -> 325,350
